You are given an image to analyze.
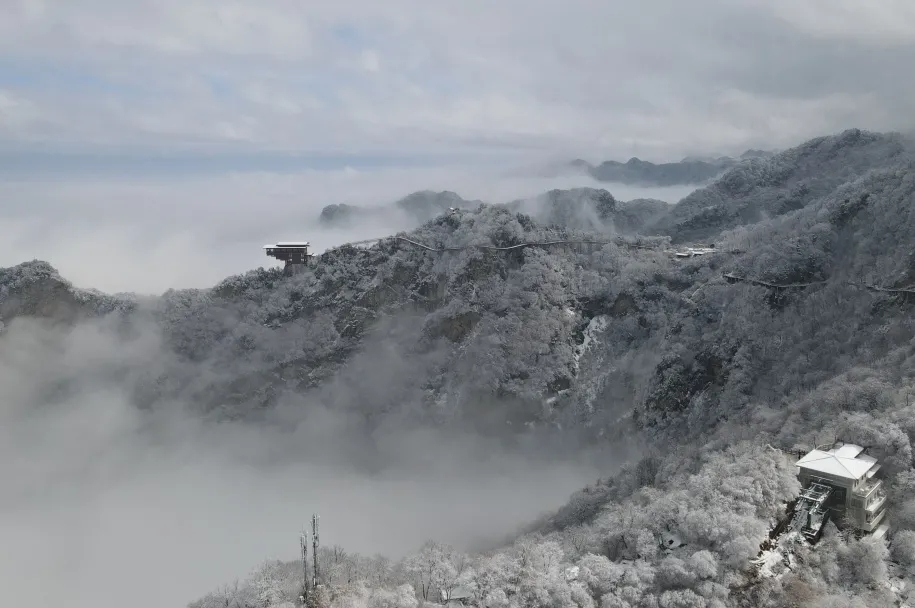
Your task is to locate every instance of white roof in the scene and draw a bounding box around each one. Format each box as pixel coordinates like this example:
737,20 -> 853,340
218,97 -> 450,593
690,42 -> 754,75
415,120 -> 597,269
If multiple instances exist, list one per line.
796,447 -> 877,480
834,444 -> 865,458
263,242 -> 310,248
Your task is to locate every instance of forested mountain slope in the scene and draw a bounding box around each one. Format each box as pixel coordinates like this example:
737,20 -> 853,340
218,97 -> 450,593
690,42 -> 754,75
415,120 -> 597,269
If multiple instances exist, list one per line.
652,128 -> 912,243
0,261 -> 136,325
499,188 -> 670,235
317,186 -> 665,237
5,128 -> 915,607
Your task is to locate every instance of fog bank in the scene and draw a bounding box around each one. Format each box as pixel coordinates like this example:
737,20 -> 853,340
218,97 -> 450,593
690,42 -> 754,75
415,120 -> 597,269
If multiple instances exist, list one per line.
0,313 -> 617,608
0,165 -> 696,294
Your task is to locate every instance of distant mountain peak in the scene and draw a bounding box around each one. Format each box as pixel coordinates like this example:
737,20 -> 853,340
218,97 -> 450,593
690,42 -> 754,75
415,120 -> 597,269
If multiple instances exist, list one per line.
0,260 -> 135,324
654,128 -> 910,243
576,148 -> 777,186
740,149 -> 775,160
318,191 -> 483,228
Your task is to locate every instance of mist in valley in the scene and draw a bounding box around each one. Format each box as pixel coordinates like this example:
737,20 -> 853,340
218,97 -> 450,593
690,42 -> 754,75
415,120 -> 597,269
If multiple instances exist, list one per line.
0,278 -> 629,608
0,166 -> 695,295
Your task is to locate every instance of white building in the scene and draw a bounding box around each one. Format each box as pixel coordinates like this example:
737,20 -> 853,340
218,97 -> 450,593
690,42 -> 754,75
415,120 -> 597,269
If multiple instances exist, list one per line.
795,443 -> 887,534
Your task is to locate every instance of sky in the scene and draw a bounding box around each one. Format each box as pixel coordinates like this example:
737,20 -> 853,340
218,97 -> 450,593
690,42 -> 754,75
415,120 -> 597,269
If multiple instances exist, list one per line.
1,0 -> 913,160
2,0 -> 915,292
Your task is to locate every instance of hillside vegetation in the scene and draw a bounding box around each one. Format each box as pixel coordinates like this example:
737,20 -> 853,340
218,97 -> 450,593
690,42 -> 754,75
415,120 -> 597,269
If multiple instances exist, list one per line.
5,128 -> 915,607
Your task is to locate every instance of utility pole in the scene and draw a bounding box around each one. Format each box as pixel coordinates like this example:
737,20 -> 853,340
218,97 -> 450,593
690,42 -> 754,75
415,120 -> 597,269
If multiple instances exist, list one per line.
312,514 -> 320,589
300,529 -> 310,604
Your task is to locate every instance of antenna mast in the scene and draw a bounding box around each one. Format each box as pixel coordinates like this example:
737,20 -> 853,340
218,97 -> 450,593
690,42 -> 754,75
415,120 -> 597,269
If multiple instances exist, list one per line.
300,529 -> 310,603
312,514 -> 320,589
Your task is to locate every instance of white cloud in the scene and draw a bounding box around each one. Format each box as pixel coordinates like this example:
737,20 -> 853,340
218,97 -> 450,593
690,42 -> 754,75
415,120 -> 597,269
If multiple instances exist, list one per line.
757,0 -> 915,44
0,90 -> 41,132
361,49 -> 381,73
2,0 -> 314,57
0,0 -> 913,160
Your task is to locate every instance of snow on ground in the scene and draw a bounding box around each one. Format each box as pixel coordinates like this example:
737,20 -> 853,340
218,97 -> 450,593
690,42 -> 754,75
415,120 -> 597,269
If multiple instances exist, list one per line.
752,531 -> 801,580
753,549 -> 786,579
573,315 -> 609,374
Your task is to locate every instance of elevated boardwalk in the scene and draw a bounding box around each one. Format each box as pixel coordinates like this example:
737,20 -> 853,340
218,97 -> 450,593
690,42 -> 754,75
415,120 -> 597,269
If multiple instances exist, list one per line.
330,235 -> 734,258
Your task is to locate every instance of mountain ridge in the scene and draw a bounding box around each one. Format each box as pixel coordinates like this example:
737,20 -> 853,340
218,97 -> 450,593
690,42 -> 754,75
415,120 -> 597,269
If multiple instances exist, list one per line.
570,148 -> 776,187
5,130 -> 914,433
6,127 -> 915,608
318,190 -> 485,228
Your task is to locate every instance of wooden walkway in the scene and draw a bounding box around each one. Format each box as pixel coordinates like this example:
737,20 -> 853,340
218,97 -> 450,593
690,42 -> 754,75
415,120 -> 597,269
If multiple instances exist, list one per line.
326,237 -> 915,298
340,235 -> 659,254
331,235 -> 735,257
722,273 -> 828,290
722,273 -> 915,296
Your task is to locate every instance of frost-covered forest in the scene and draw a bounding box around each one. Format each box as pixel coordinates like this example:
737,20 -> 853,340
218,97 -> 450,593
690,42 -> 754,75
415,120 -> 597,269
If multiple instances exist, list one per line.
6,128 -> 915,607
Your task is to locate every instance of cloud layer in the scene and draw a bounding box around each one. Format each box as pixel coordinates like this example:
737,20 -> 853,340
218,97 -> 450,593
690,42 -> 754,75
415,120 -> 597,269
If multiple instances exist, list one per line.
2,0 -> 915,162
0,312 -> 616,608
0,167 -> 695,293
